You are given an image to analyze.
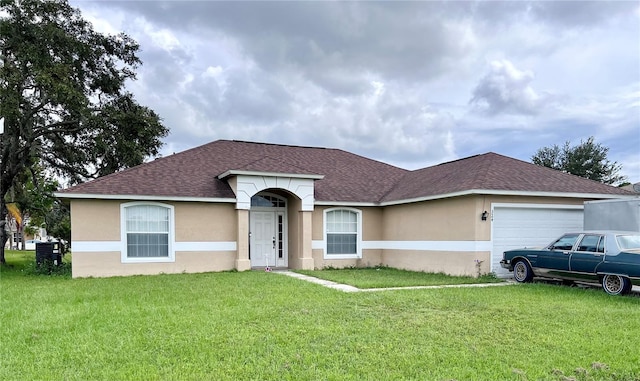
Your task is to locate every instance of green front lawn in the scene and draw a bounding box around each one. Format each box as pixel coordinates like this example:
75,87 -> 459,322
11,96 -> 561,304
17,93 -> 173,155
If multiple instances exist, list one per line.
295,267 -> 503,288
1,250 -> 639,380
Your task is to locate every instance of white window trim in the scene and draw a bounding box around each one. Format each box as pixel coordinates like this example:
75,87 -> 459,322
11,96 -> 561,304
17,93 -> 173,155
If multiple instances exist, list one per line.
323,207 -> 362,259
120,202 -> 175,263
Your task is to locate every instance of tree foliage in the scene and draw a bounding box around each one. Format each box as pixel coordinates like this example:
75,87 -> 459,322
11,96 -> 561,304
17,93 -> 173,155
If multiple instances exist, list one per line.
531,137 -> 626,185
9,165 -> 63,247
0,0 -> 169,263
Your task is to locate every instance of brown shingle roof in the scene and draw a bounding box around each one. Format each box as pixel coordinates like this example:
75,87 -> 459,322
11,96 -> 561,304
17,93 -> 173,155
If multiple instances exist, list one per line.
58,141 -> 634,203
58,140 -> 408,202
382,152 -> 634,202
228,155 -> 322,177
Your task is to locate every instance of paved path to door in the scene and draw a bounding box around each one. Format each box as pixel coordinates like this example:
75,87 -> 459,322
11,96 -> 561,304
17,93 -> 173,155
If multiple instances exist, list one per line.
275,270 -> 640,295
273,270 -> 515,293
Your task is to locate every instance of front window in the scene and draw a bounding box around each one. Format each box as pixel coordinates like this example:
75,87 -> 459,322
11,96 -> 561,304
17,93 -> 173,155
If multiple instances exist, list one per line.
548,234 -> 579,251
122,203 -> 174,262
324,208 -> 361,259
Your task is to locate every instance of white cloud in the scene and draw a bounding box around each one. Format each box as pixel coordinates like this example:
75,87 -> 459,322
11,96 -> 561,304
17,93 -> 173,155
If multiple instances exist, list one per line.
68,1 -> 640,182
140,20 -> 181,51
82,11 -> 121,35
204,66 -> 224,79
470,60 -> 545,115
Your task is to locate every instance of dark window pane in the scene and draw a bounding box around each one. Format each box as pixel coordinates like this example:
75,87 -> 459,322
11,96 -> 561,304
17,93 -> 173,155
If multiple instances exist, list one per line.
597,236 -> 605,253
327,234 -> 356,255
577,235 -> 600,252
127,233 -> 169,257
550,234 -> 580,251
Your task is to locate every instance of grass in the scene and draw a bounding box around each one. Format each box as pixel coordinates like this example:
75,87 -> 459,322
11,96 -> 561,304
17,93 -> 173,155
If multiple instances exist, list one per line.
2,250 -> 640,380
1,248 -> 71,278
294,266 -> 503,289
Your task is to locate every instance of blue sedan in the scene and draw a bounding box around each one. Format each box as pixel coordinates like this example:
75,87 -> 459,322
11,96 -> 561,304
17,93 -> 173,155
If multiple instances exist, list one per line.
501,231 -> 640,295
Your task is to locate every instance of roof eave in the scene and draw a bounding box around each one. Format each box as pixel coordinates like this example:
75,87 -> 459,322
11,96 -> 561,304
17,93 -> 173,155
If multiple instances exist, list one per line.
314,201 -> 379,207
55,189 -> 634,207
218,169 -> 324,180
379,189 -> 636,206
54,192 -> 236,204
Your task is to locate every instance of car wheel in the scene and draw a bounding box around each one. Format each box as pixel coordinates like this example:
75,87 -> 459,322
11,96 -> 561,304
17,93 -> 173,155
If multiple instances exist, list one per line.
513,260 -> 533,283
602,274 -> 631,296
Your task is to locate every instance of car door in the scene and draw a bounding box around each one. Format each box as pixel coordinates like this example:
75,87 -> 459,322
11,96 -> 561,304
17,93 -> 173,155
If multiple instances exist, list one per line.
569,234 -> 605,280
536,233 -> 580,276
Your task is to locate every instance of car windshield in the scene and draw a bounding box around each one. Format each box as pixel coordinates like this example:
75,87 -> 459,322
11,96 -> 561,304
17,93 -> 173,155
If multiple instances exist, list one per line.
616,234 -> 640,250
548,234 -> 580,251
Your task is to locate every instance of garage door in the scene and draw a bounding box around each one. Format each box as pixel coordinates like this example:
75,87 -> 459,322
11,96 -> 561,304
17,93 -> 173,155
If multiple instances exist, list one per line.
491,205 -> 584,277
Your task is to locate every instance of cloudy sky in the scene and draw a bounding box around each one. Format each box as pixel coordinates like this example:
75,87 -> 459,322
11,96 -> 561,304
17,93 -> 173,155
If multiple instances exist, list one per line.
70,0 -> 640,183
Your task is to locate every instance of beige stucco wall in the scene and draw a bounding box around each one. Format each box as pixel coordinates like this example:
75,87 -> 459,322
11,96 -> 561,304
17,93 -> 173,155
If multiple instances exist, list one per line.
174,202 -> 236,242
383,250 -> 491,276
318,250 -> 383,270
71,199 -> 121,241
72,251 -> 236,277
70,199 -> 238,278
380,196 -> 486,276
69,193 -> 597,278
287,196 -> 302,269
361,207 -> 383,268
382,196 -> 479,241
311,207 -> 324,241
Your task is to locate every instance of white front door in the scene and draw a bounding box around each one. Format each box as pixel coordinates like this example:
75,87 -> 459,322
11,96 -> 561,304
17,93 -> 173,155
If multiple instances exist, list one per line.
250,211 -> 276,267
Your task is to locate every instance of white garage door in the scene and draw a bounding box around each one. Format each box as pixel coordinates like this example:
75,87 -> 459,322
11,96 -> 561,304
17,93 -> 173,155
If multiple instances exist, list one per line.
491,205 -> 584,277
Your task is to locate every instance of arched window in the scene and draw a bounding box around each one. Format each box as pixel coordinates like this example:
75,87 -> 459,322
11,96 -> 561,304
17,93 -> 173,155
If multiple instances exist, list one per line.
251,194 -> 286,208
324,208 -> 362,259
121,202 -> 174,263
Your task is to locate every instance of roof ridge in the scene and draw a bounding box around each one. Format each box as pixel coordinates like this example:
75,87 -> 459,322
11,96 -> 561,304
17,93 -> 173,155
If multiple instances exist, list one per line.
230,139 -> 329,150
431,152 -> 487,167
471,153 -> 498,188
377,170 -> 416,202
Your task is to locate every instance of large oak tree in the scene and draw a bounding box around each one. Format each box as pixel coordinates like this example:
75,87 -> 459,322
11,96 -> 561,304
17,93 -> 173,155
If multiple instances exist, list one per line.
1,0 -> 169,263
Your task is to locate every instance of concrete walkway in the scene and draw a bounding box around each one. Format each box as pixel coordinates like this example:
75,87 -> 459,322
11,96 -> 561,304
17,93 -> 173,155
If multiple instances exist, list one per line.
273,270 -> 515,293
274,270 -> 640,295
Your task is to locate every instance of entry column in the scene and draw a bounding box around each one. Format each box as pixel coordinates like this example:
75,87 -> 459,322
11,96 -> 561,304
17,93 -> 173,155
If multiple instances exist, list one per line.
299,210 -> 314,270
235,209 -> 251,271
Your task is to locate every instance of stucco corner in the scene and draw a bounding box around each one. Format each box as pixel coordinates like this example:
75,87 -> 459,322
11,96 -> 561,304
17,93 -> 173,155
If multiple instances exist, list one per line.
236,258 -> 252,271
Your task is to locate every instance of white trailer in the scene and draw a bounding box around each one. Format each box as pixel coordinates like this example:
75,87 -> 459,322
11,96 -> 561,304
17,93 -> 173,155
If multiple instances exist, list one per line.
584,199 -> 640,232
